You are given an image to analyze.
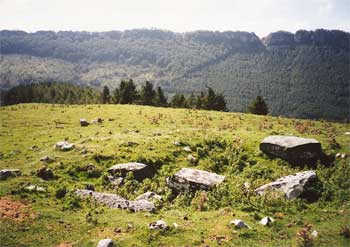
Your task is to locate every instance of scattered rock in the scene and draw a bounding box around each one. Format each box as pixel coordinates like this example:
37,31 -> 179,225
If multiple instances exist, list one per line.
24,185 -> 46,193
40,156 -> 54,163
345,132 -> 350,136
135,192 -> 162,202
183,146 -> 192,152
230,219 -> 251,229
97,238 -> 114,247
36,166 -> 54,180
108,162 -> 154,181
55,141 -> 75,151
0,169 -> 21,180
167,168 -> 225,192
243,182 -> 251,189
255,170 -> 317,199
311,230 -> 318,238
173,222 -> 179,228
187,154 -> 197,162
260,135 -> 322,165
341,153 -> 347,159
259,216 -> 275,226
80,119 -> 89,126
149,220 -> 168,230
173,141 -> 184,146
336,153 -> 341,158
75,189 -> 155,212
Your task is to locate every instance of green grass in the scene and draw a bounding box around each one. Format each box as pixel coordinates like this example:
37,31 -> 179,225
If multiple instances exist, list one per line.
0,103 -> 349,247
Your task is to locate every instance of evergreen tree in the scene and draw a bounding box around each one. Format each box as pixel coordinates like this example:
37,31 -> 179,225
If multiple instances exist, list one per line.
118,79 -> 138,104
206,87 -> 216,110
247,96 -> 269,115
140,81 -> 156,105
101,85 -> 111,104
155,86 -> 168,107
187,93 -> 196,108
171,93 -> 187,108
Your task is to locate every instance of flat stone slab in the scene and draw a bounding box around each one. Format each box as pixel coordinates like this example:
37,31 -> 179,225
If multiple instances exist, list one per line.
0,169 -> 21,180
166,168 -> 225,192
108,162 -> 154,181
76,189 -> 155,212
260,135 -> 322,165
55,141 -> 75,151
255,170 -> 317,199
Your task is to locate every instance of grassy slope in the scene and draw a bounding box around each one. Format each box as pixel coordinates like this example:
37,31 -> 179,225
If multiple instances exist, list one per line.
0,104 -> 349,247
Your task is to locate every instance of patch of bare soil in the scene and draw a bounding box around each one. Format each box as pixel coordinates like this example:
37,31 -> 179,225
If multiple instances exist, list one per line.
0,196 -> 35,222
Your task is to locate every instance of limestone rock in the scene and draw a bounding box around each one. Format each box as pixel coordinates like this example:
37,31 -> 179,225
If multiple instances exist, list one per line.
75,189 -> 155,212
135,192 -> 162,202
55,141 -> 75,151
0,169 -> 21,180
166,168 -> 225,192
97,239 -> 114,247
149,220 -> 168,230
24,185 -> 46,193
108,162 -> 154,181
259,217 -> 274,226
260,135 -> 322,165
255,170 -> 317,199
183,146 -> 192,152
230,219 -> 251,229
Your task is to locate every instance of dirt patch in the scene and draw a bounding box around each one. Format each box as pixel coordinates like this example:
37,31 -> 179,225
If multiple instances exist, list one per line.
0,196 -> 35,222
55,242 -> 73,247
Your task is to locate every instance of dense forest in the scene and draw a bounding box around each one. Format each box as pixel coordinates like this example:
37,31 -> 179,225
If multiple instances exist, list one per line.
1,81 -> 227,111
0,29 -> 349,120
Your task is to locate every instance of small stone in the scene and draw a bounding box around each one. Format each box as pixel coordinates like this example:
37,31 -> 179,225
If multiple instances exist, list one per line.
173,222 -> 179,228
341,153 -> 347,159
25,185 -> 46,193
230,219 -> 251,229
40,156 -> 54,163
36,166 -> 54,180
97,238 -> 114,247
336,153 -> 341,158
0,169 -> 21,180
149,220 -> 168,230
345,132 -> 350,136
243,182 -> 250,189
259,217 -> 274,226
80,119 -> 89,126
183,146 -> 192,152
187,154 -> 197,162
55,141 -> 74,151
311,230 -> 318,238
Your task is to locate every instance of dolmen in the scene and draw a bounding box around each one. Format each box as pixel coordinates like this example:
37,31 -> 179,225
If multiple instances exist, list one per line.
167,168 -> 225,192
0,169 -> 21,180
260,135 -> 322,165
108,162 -> 154,181
255,170 -> 317,199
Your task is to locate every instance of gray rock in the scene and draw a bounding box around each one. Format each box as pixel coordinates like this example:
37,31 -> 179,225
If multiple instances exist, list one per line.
36,166 -> 54,180
24,185 -> 46,193
166,168 -> 225,192
55,141 -> 75,151
149,220 -> 168,230
230,219 -> 251,229
40,156 -> 54,163
80,119 -> 89,126
135,192 -> 162,202
97,238 -> 114,247
76,189 -> 155,212
0,169 -> 21,180
259,217 -> 274,226
108,162 -> 154,181
183,146 -> 192,152
255,170 -> 317,199
260,135 -> 322,164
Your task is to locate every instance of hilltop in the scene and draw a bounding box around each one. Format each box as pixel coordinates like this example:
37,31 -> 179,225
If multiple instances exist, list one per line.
0,29 -> 349,120
0,104 -> 349,246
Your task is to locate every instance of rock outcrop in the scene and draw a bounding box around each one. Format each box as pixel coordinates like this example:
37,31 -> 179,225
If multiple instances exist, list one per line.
108,162 -> 154,181
166,168 -> 225,192
0,169 -> 21,180
260,135 -> 322,165
255,170 -> 317,199
75,189 -> 155,212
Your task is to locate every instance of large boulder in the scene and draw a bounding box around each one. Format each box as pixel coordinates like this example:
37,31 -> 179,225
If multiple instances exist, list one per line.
166,168 -> 225,192
0,169 -> 21,180
255,170 -> 317,199
108,162 -> 154,181
75,189 -> 155,212
260,135 -> 322,165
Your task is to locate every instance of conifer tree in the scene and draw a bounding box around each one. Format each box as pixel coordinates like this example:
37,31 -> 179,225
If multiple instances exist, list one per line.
247,96 -> 268,115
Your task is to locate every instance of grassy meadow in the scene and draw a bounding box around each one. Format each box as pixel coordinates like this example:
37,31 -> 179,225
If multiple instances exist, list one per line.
0,103 -> 349,246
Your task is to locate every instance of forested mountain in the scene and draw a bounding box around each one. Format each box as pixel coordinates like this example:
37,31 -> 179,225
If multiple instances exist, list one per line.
0,29 -> 349,120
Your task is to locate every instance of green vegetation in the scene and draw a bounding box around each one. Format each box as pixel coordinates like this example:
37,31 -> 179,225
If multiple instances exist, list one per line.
248,96 -> 269,115
0,103 -> 349,246
0,29 -> 348,120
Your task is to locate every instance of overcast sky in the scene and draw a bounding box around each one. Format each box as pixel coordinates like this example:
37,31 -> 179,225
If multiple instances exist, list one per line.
0,0 -> 349,37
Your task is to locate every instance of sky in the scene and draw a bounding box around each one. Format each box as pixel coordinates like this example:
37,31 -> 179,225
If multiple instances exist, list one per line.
0,0 -> 349,37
